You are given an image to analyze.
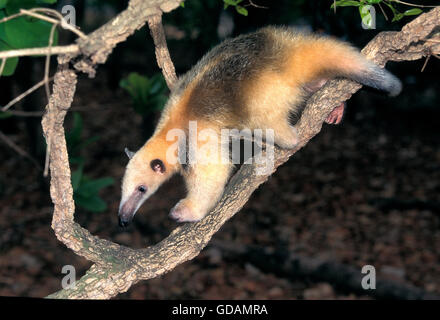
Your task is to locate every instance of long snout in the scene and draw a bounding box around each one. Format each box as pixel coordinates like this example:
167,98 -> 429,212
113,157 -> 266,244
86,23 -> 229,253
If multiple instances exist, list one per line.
118,192 -> 144,227
118,215 -> 131,227
118,202 -> 135,227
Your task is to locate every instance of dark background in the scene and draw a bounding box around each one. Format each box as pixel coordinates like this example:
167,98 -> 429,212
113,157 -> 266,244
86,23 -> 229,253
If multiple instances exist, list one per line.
0,0 -> 439,299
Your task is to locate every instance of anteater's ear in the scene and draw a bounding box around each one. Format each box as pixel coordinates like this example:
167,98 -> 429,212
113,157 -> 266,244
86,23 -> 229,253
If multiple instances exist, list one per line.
150,159 -> 166,174
125,147 -> 135,159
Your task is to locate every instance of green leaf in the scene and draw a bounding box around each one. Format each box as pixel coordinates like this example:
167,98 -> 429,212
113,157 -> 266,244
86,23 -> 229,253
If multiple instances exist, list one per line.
120,72 -> 151,103
120,72 -> 168,116
0,0 -> 8,10
66,112 -> 83,149
384,1 -> 398,15
149,73 -> 166,95
0,41 -> 19,75
366,0 -> 382,3
223,0 -> 238,5
0,11 -> 18,76
150,95 -> 168,112
69,156 -> 84,166
37,0 -> 58,4
76,177 -> 114,198
0,56 -> 18,76
235,5 -> 248,16
179,1 -> 184,8
0,111 -> 12,119
331,0 -> 361,8
0,10 -> 7,39
5,0 -> 37,14
392,12 -> 405,22
74,194 -> 107,212
404,8 -> 422,16
3,16 -> 58,49
71,165 -> 83,192
76,135 -> 100,151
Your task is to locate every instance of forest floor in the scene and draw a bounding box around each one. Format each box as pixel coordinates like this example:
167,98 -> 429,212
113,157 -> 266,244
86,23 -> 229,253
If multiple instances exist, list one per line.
0,72 -> 439,299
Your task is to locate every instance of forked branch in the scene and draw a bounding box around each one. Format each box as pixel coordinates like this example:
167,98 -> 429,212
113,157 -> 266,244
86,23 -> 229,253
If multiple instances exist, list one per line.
34,4 -> 440,298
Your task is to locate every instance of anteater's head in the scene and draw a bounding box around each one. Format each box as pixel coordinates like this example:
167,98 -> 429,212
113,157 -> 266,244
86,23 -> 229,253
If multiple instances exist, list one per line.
118,143 -> 174,227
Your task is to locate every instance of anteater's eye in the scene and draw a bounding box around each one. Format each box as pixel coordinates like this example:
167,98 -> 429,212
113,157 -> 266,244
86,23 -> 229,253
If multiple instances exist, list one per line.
138,185 -> 147,193
150,159 -> 165,174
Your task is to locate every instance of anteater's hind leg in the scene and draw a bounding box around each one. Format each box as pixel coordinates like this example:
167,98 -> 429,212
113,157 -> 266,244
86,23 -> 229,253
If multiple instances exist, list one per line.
304,78 -> 346,125
325,102 -> 345,124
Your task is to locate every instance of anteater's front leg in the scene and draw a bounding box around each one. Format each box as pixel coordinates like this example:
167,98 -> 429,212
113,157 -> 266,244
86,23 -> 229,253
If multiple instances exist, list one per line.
170,161 -> 233,222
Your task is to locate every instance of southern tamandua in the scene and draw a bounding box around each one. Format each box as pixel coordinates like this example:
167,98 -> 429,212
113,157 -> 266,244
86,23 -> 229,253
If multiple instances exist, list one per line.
118,26 -> 401,226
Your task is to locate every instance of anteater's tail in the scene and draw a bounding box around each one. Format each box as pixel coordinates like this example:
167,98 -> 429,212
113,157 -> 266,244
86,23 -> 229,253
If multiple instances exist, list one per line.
285,33 -> 402,96
350,60 -> 402,97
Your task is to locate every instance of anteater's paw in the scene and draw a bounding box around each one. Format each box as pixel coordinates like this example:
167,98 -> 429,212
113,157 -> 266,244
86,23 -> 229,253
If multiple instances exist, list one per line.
169,200 -> 204,223
325,102 -> 345,125
275,125 -> 299,149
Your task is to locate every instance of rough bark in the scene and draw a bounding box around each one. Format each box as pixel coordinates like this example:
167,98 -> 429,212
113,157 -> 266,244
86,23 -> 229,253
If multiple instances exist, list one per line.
147,14 -> 178,89
41,3 -> 440,299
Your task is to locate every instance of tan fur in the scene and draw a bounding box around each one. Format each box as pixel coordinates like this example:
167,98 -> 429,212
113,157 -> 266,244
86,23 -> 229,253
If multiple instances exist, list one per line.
118,26 -> 401,225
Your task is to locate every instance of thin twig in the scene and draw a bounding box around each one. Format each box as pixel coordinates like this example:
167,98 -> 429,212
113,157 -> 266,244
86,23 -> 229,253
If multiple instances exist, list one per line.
0,8 -> 86,39
0,45 -> 79,60
32,8 -> 87,39
0,131 -> 42,169
0,110 -> 44,117
378,2 -> 389,21
389,0 -> 438,8
43,133 -> 51,175
21,9 -> 87,39
0,58 -> 6,78
1,77 -> 54,112
245,0 -> 268,9
44,24 -> 57,103
0,12 -> 24,24
32,8 -> 65,21
421,54 -> 431,72
20,8 -> 60,25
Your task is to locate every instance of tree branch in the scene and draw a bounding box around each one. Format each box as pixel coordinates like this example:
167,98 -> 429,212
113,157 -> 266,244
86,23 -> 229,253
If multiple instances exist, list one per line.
1,77 -> 54,112
0,45 -> 79,59
147,14 -> 178,88
41,6 -> 439,299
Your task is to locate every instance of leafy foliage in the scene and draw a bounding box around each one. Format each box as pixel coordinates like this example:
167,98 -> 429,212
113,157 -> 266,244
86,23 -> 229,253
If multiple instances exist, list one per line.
72,164 -> 114,213
0,0 -> 59,76
66,113 -> 114,212
119,72 -> 168,116
223,0 -> 248,16
331,0 -> 424,23
0,110 -> 12,118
